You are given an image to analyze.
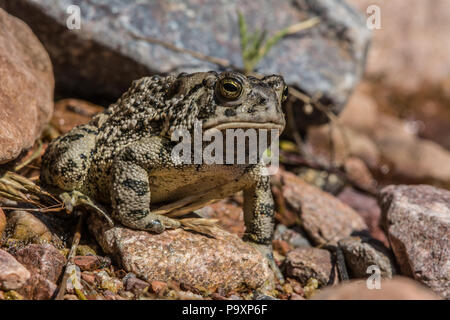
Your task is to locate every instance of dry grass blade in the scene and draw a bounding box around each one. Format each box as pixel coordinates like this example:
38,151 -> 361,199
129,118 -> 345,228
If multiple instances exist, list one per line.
178,218 -> 221,238
0,171 -> 61,209
14,140 -> 43,172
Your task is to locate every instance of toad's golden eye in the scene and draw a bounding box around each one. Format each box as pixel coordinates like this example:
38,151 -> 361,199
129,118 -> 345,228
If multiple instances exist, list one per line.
217,78 -> 243,100
282,85 -> 289,102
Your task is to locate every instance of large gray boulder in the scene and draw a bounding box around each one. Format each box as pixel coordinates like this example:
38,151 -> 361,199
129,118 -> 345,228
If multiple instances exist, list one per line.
0,0 -> 370,123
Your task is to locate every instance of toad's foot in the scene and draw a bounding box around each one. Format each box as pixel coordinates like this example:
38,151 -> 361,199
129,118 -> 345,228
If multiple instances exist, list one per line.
128,211 -> 181,233
247,242 -> 285,284
59,190 -> 114,227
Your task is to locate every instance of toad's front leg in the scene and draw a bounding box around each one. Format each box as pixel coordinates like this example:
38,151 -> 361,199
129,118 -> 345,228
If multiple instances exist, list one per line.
110,136 -> 180,233
242,165 -> 284,284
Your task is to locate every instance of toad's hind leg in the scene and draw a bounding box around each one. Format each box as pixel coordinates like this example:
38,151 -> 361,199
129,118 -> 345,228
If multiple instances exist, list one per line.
110,137 -> 181,233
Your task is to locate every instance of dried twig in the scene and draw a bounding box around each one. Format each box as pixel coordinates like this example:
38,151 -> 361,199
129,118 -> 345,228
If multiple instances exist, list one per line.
127,32 -> 231,69
55,211 -> 85,300
14,141 -> 44,172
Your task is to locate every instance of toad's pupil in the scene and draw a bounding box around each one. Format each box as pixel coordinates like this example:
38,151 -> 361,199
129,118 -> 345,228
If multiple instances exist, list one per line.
224,83 -> 238,92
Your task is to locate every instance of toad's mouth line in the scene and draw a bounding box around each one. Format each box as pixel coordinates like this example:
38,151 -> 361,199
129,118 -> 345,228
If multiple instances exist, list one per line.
204,122 -> 284,134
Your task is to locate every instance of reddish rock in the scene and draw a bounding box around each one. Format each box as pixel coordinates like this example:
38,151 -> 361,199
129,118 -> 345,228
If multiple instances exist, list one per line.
0,249 -> 30,290
338,236 -> 396,279
284,247 -> 336,287
150,281 -> 167,295
380,185 -> 450,299
74,256 -> 101,271
272,170 -> 367,246
124,276 -> 149,294
13,244 -> 66,299
0,8 -> 54,163
273,224 -> 311,248
103,290 -> 125,300
313,277 -> 441,300
199,200 -> 245,236
88,214 -> 274,294
337,187 -> 388,246
81,272 -> 95,285
14,244 -> 65,283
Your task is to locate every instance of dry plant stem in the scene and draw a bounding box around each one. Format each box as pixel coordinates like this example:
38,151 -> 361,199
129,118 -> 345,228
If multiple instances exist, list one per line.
14,141 -> 43,172
55,211 -> 85,300
127,32 -> 231,69
285,98 -> 310,160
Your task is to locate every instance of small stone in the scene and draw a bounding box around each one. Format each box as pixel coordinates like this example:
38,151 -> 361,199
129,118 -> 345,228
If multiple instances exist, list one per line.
284,247 -> 336,287
286,278 -> 304,296
95,270 -> 123,294
0,249 -> 30,290
312,277 -> 441,300
103,290 -> 125,300
150,281 -> 167,295
81,272 -> 96,285
74,256 -> 101,271
124,276 -> 149,294
272,170 -> 367,246
338,235 -> 396,279
5,210 -> 52,243
380,185 -> 450,299
273,224 -> 311,248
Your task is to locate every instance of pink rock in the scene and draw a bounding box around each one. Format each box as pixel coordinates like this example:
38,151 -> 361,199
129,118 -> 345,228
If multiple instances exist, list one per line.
272,170 -> 367,246
0,8 -> 54,163
284,247 -> 336,287
380,185 -> 450,299
74,256 -> 101,271
0,249 -> 30,291
88,214 -> 274,294
13,244 -> 66,299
